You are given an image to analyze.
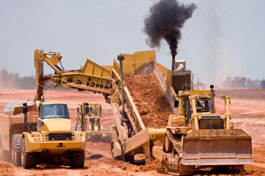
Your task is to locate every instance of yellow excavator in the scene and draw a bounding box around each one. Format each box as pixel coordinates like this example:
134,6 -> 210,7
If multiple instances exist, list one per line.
76,103 -> 112,142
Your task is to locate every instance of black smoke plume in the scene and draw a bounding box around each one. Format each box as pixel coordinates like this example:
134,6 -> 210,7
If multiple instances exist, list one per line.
144,0 -> 196,70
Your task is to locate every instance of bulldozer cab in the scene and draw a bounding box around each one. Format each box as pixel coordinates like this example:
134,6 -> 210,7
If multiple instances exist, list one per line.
180,93 -> 213,128
78,103 -> 102,131
195,97 -> 210,113
81,103 -> 101,118
178,89 -> 223,130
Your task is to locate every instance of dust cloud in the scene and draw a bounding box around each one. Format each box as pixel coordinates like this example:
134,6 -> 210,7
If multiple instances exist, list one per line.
0,69 -> 35,89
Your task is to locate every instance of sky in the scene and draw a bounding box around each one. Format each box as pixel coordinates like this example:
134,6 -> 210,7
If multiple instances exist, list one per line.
0,0 -> 265,85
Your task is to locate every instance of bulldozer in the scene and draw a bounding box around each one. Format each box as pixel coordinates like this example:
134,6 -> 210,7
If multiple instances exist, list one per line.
152,85 -> 252,175
0,101 -> 86,168
76,103 -> 112,142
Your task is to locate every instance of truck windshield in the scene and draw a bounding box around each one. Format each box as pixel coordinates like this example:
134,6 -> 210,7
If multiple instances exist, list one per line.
40,104 -> 69,119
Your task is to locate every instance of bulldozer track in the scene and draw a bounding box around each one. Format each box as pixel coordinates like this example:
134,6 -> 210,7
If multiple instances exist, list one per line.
165,130 -> 182,157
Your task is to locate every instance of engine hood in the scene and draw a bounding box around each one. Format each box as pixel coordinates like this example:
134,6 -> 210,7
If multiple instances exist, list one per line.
41,118 -> 71,132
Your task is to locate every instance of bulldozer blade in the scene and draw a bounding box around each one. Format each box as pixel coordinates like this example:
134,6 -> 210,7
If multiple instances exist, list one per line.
182,129 -> 252,166
86,131 -> 112,143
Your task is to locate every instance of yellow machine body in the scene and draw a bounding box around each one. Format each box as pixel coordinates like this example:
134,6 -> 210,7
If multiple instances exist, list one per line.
0,101 -> 86,168
77,103 -> 111,142
23,102 -> 86,153
23,131 -> 85,153
34,49 -> 112,100
151,90 -> 252,175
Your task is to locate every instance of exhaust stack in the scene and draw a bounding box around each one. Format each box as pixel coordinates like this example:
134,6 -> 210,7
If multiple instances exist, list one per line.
172,56 -> 175,70
23,103 -> 28,132
210,85 -> 215,113
117,55 -> 125,120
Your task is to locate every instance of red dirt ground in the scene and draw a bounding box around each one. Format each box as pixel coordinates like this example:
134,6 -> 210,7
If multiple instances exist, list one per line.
0,88 -> 265,175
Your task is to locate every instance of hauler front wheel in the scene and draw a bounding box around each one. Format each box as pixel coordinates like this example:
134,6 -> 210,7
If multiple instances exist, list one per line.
70,151 -> 85,168
21,137 -> 37,169
11,134 -> 22,166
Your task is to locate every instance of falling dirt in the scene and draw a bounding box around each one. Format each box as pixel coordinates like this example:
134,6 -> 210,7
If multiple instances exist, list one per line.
0,89 -> 265,175
125,73 -> 172,128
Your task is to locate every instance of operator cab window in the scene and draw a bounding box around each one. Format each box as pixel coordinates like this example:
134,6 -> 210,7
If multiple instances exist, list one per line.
40,104 -> 70,119
196,98 -> 210,112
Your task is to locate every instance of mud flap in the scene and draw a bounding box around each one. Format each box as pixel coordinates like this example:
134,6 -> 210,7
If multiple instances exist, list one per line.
182,129 -> 252,166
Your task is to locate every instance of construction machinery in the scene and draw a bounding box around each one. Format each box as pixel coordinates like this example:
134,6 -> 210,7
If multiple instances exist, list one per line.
76,103 -> 112,142
152,86 -> 252,175
0,102 -> 36,161
34,50 -> 112,101
34,49 -> 252,174
0,101 -> 86,168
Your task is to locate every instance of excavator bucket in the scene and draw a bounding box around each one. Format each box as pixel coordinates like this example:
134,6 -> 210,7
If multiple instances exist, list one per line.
182,129 -> 252,166
86,131 -> 112,143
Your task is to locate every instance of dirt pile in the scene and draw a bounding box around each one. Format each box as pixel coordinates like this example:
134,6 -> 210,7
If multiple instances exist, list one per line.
0,162 -> 14,176
125,73 -> 172,128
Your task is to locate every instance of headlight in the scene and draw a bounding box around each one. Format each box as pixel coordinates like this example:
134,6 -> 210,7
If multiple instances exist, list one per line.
71,132 -> 74,140
46,133 -> 49,141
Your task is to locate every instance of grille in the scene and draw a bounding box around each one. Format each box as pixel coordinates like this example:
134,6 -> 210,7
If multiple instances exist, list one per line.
47,133 -> 73,141
199,119 -> 224,129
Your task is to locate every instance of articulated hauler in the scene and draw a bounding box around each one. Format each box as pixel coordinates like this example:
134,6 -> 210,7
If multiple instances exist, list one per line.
0,101 -> 86,168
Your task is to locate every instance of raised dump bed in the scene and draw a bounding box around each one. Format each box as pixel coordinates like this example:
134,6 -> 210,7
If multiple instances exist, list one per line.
110,50 -> 177,161
0,102 -> 36,159
125,73 -> 172,128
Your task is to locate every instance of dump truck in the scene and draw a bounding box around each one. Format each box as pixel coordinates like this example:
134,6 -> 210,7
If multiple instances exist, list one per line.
76,103 -> 112,142
0,101 -> 36,162
0,101 -> 86,168
34,49 -> 252,174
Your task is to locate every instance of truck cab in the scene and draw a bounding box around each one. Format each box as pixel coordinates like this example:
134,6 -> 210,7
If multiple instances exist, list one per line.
37,102 -> 71,132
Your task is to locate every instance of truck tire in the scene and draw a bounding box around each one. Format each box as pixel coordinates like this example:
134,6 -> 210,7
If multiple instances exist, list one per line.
11,134 -> 22,166
70,151 -> 85,168
21,137 -> 37,169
